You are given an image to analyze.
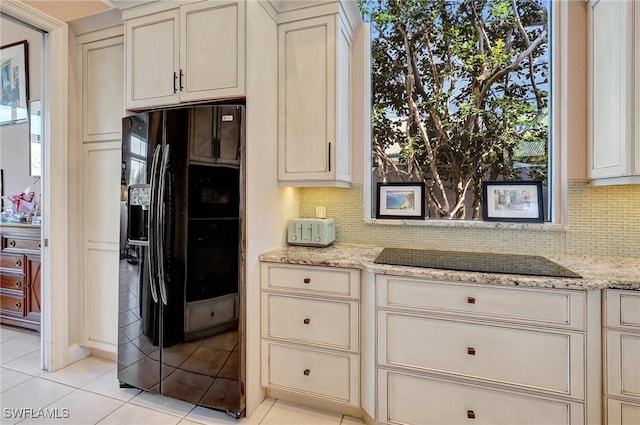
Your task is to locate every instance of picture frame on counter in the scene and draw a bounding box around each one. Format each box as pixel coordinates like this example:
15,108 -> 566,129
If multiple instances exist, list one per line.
376,182 -> 425,220
482,180 -> 544,223
0,40 -> 29,126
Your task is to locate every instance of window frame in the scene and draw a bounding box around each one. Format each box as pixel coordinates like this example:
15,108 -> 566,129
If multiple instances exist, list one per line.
362,0 -> 566,226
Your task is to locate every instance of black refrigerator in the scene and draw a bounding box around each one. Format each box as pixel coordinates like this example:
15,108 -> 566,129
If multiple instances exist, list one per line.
118,104 -> 245,418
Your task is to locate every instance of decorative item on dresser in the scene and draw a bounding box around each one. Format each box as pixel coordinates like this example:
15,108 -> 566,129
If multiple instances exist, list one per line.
260,262 -> 361,415
0,224 -> 41,331
604,290 -> 640,424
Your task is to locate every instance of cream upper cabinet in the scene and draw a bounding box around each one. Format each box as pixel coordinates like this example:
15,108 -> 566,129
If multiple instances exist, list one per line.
589,0 -> 640,185
125,1 -> 245,110
277,3 -> 361,187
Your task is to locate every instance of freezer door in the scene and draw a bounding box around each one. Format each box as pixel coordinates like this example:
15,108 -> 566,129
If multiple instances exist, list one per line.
118,112 -> 164,393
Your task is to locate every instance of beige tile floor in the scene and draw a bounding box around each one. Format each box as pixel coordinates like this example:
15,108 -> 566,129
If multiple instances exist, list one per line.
0,325 -> 365,425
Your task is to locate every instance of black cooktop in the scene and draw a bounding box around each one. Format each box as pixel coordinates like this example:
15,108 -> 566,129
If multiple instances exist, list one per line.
374,247 -> 581,278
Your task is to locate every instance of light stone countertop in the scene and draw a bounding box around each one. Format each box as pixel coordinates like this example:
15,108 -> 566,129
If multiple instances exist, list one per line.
258,244 -> 640,291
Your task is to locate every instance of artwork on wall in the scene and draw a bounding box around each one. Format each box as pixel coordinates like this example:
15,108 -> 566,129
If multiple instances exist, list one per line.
376,182 -> 425,220
29,99 -> 41,176
482,180 -> 544,223
0,40 -> 29,125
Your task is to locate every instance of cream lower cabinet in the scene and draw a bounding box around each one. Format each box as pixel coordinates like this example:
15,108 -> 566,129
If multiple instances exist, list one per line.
375,275 -> 601,425
260,263 -> 360,409
604,290 -> 640,424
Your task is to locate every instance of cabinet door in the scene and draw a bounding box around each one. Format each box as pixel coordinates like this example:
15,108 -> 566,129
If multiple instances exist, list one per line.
25,256 -> 41,323
590,0 -> 632,179
179,1 -> 245,102
82,36 -> 124,141
278,15 -> 337,184
126,9 -> 180,109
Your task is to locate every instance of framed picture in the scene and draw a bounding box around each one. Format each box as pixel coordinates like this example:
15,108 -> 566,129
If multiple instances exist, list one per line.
482,180 -> 544,222
29,100 -> 41,176
1,40 -> 29,125
376,182 -> 425,219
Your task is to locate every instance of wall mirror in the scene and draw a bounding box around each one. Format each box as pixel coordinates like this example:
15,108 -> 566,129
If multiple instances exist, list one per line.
29,99 -> 41,176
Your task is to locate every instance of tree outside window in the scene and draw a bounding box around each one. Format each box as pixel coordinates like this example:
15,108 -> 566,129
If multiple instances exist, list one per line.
360,0 -> 550,220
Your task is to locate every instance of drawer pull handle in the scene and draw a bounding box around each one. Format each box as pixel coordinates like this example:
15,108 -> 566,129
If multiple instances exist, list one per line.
15,259 -> 22,267
467,347 -> 476,356
9,240 -> 16,247
303,369 -> 310,376
38,242 -> 41,249
467,410 -> 476,419
15,280 -> 22,288
303,318 -> 310,325
303,278 -> 311,284
467,296 -> 476,304
15,302 -> 22,309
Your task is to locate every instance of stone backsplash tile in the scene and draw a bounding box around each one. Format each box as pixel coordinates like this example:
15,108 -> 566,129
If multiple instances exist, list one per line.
298,180 -> 640,258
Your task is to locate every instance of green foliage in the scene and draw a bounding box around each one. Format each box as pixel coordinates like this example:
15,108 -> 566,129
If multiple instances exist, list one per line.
360,0 -> 550,219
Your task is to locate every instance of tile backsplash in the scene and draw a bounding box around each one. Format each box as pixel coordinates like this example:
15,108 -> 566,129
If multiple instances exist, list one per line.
299,180 -> 640,258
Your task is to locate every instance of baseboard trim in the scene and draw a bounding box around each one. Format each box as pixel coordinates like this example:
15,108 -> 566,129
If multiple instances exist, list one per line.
90,347 -> 117,362
265,388 -> 362,418
68,343 -> 91,364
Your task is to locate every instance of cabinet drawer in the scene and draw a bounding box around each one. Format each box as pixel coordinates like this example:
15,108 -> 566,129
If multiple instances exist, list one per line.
185,295 -> 237,333
378,311 -> 584,398
0,274 -> 25,291
261,341 -> 359,406
607,398 -> 640,425
261,293 -> 358,352
378,369 -> 584,425
261,263 -> 359,299
2,236 -> 40,252
376,275 -> 585,329
606,290 -> 640,330
1,293 -> 25,314
0,253 -> 25,272
606,330 -> 640,400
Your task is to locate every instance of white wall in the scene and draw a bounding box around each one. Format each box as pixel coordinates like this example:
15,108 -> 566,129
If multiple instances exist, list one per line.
0,16 -> 43,202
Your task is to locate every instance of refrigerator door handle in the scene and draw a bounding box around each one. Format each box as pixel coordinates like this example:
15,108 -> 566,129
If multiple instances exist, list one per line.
157,145 -> 171,306
147,145 -> 162,304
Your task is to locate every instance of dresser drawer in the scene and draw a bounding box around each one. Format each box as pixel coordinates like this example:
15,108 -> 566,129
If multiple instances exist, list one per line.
0,273 -> 25,291
1,236 -> 40,252
261,263 -> 359,299
1,293 -> 25,314
0,253 -> 26,272
376,275 -> 585,330
261,293 -> 358,352
606,290 -> 640,330
378,311 -> 584,398
607,399 -> 640,425
378,368 -> 584,425
606,330 -> 640,400
261,341 -> 359,405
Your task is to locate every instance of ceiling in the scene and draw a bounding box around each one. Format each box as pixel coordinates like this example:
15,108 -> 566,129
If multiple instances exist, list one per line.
21,0 -> 113,22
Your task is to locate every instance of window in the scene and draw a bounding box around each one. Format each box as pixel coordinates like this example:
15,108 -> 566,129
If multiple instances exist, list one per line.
360,0 -> 551,220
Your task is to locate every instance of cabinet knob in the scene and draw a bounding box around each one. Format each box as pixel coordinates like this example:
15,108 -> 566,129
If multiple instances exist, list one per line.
467,296 -> 476,304
15,302 -> 22,309
467,347 -> 476,356
303,318 -> 310,325
467,410 -> 476,419
15,259 -> 22,267
9,240 -> 16,247
38,242 -> 41,249
303,369 -> 310,376
303,278 -> 311,284
210,311 -> 215,317
15,280 -> 22,288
